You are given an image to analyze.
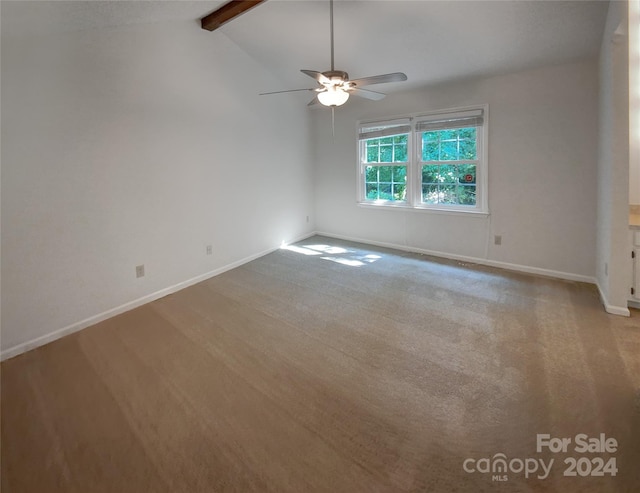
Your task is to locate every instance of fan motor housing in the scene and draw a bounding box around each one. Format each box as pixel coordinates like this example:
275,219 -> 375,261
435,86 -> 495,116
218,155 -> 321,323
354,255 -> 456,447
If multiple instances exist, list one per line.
323,70 -> 349,83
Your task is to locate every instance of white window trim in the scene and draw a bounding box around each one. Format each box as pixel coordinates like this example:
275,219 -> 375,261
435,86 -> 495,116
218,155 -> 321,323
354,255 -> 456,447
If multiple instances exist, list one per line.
357,104 -> 489,214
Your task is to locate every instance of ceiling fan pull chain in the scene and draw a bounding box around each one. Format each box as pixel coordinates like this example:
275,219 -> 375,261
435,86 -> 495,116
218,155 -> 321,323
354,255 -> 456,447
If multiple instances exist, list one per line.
332,107 -> 336,140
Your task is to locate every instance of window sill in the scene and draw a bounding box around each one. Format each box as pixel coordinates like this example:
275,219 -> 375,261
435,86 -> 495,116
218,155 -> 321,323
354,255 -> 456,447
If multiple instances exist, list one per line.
357,202 -> 490,217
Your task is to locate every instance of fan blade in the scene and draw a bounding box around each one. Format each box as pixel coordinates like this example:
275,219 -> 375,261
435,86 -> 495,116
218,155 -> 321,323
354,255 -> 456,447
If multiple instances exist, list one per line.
349,87 -> 386,101
308,96 -> 319,106
301,69 -> 330,84
259,88 -> 316,96
348,72 -> 407,87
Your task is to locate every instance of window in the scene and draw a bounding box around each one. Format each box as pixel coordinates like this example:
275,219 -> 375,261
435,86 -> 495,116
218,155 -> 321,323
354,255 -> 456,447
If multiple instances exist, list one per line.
358,107 -> 487,213
360,120 -> 411,203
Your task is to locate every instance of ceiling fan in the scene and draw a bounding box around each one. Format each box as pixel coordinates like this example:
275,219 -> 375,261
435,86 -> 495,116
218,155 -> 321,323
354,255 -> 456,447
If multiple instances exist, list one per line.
260,0 -> 408,108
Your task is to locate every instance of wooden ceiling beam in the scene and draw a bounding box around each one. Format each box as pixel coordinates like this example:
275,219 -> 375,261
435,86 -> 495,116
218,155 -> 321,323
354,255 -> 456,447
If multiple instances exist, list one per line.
201,0 -> 267,32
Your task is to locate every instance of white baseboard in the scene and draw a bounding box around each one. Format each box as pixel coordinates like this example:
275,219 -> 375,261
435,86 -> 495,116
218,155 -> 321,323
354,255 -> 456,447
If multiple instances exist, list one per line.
315,231 -> 597,285
0,231 -> 316,362
627,299 -> 640,310
4,229 -> 627,361
595,282 -> 632,317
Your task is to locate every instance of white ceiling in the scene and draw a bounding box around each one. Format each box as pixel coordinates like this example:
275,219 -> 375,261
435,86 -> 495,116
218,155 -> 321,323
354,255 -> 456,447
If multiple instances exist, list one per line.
1,0 -> 609,93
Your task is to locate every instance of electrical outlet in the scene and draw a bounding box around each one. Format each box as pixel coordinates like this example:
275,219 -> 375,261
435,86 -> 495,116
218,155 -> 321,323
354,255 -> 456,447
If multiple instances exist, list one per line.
136,264 -> 145,278
494,235 -> 502,246
206,245 -> 213,255
306,215 -> 310,223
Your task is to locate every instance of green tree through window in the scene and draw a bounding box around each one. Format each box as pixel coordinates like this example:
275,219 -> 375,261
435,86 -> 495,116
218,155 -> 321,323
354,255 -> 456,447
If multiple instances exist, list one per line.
363,134 -> 408,202
421,127 -> 477,206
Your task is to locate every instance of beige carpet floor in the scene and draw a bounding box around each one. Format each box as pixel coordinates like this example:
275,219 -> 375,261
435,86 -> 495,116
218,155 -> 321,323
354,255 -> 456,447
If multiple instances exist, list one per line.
2,235 -> 640,492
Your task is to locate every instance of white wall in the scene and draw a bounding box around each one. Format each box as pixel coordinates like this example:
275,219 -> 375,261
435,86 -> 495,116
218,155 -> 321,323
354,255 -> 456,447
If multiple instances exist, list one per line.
596,0 -> 631,315
1,20 -> 315,356
630,0 -> 640,205
312,60 -> 598,280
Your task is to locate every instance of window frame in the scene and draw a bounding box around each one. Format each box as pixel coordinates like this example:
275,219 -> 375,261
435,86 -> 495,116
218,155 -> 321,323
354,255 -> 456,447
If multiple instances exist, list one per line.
358,119 -> 412,206
357,105 -> 489,214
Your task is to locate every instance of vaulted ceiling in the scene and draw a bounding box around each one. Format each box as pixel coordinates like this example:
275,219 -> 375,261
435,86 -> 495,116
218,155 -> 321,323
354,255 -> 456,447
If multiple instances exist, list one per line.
1,0 -> 609,94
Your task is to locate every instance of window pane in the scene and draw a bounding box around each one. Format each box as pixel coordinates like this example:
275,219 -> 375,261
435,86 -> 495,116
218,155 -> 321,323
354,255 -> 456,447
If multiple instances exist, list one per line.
392,183 -> 406,201
440,129 -> 458,140
459,139 -> 477,160
379,145 -> 391,162
366,183 -> 379,200
422,184 -> 439,204
394,143 -> 408,162
458,164 -> 476,184
421,126 -> 478,163
365,165 -> 407,202
365,166 -> 378,182
420,164 -> 478,206
423,131 -> 439,142
439,165 -> 457,183
378,166 -> 392,182
366,144 -> 379,163
422,165 -> 439,183
365,135 -> 409,163
365,166 -> 407,201
439,184 -> 457,204
392,166 -> 406,182
379,183 -> 392,199
422,141 -> 438,161
457,185 -> 476,205
440,141 -> 458,160
458,127 -> 476,140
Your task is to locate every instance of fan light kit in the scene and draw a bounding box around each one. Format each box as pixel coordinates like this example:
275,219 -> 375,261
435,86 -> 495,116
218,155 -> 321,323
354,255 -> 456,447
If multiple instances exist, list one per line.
260,0 -> 408,108
317,88 -> 349,107
316,77 -> 350,107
